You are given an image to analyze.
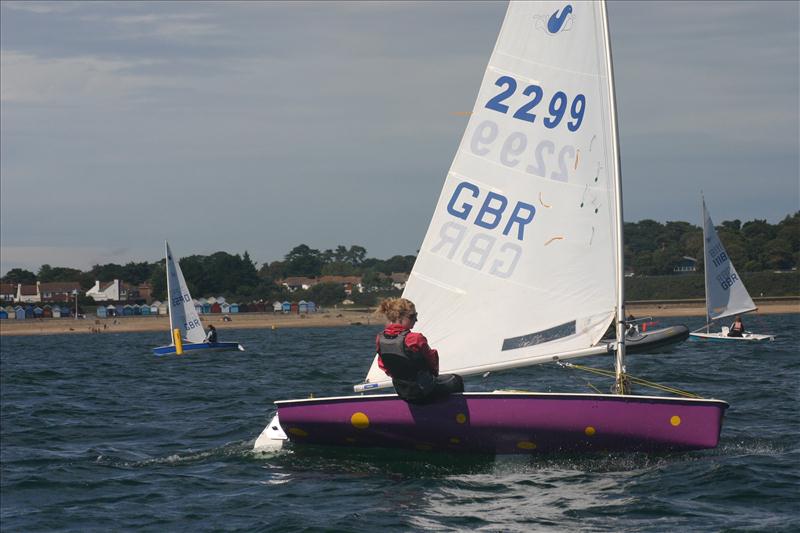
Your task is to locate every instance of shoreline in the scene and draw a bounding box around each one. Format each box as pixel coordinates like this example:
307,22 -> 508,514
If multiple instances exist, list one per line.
1,300 -> 797,337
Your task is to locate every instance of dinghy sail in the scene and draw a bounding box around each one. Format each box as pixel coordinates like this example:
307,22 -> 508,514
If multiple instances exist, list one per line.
254,0 -> 727,454
153,241 -> 244,355
689,198 -> 774,341
359,0 -> 622,390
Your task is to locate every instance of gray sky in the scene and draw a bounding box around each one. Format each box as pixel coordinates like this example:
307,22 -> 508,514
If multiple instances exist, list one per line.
2,1 -> 798,274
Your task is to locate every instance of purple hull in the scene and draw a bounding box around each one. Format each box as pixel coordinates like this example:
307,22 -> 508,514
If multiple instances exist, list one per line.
275,392 -> 727,454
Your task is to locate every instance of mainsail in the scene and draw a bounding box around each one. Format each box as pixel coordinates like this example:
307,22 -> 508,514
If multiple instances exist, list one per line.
701,198 -> 756,322
165,241 -> 207,344
364,2 -> 621,385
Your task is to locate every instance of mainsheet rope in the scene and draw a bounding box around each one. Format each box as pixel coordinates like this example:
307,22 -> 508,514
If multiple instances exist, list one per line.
557,362 -> 704,399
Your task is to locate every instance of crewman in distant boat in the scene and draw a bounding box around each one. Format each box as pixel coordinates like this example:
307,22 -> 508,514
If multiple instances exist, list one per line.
376,297 -> 464,403
728,316 -> 745,337
205,324 -> 218,343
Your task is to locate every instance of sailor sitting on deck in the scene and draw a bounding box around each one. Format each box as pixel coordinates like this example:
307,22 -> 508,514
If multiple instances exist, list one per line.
728,316 -> 745,337
205,324 -> 218,343
376,298 -> 463,404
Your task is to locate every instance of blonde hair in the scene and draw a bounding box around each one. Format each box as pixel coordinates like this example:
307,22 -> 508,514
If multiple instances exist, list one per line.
377,297 -> 416,323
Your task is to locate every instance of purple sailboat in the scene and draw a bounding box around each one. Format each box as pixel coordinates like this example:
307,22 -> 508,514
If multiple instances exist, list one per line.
254,0 -> 727,454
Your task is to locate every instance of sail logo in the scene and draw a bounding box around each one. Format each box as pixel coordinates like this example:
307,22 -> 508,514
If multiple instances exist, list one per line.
535,4 -> 574,35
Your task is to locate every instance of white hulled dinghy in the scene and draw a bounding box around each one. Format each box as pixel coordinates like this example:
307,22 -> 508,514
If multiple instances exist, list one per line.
689,198 -> 775,342
255,1 -> 727,454
153,241 -> 244,356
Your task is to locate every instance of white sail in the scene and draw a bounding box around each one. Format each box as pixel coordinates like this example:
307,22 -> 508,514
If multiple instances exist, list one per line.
365,1 -> 620,384
701,198 -> 756,322
165,241 -> 207,344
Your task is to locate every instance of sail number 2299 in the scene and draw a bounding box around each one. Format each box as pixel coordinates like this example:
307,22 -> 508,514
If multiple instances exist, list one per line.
485,75 -> 586,132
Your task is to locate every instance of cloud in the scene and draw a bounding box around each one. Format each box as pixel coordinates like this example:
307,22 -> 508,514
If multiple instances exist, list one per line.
109,12 -> 223,41
3,1 -> 80,15
0,50 -> 173,104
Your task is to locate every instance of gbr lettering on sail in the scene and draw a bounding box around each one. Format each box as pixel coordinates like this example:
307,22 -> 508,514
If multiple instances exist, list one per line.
429,76 -> 588,278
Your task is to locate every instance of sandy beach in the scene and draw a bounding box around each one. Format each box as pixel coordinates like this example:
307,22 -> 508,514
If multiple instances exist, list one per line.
1,299 -> 797,337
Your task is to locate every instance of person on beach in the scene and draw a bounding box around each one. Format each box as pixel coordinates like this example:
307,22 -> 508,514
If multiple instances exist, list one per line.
728,316 -> 745,337
205,324 -> 218,343
376,297 -> 463,404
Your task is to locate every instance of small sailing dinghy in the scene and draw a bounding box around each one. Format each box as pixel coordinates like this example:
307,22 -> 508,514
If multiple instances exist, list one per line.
254,1 -> 727,454
601,322 -> 690,354
153,241 -> 244,356
689,198 -> 775,342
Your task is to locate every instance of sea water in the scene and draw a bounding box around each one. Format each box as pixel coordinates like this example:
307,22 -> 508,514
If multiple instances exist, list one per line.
1,314 -> 798,531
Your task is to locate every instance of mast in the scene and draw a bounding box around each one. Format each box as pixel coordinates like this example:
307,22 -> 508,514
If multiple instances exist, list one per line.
164,241 -> 174,344
701,196 -> 711,333
601,1 -> 627,394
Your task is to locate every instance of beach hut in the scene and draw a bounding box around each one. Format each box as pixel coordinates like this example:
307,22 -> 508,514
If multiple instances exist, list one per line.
33,306 -> 44,318
195,303 -> 204,315
141,304 -> 151,316
290,302 -> 299,314
298,300 -> 308,314
15,306 -> 26,320
150,302 -> 160,315
106,305 -> 117,317
96,306 -> 108,318
42,305 -> 53,318
157,303 -> 168,315
0,309 -> 7,319
52,306 -> 62,318
60,306 -> 71,317
281,301 -> 291,314
123,305 -> 134,316
202,302 -> 212,314
216,296 -> 226,304
230,303 -> 240,313
133,304 -> 142,315
308,301 -> 317,313
210,303 -> 222,314
5,306 -> 16,320
220,302 -> 231,314
207,296 -> 217,305
273,301 -> 283,313
25,305 -> 34,318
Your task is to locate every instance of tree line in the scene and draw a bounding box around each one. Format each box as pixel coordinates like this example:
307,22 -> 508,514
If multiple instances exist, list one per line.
3,213 -> 798,304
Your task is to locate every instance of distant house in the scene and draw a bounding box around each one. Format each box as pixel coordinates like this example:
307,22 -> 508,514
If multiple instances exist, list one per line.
673,256 -> 698,274
85,279 -> 151,302
86,280 -> 121,302
317,275 -> 363,295
0,283 -> 16,302
17,284 -> 41,303
39,282 -> 81,302
280,277 -> 317,292
389,273 -> 409,291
